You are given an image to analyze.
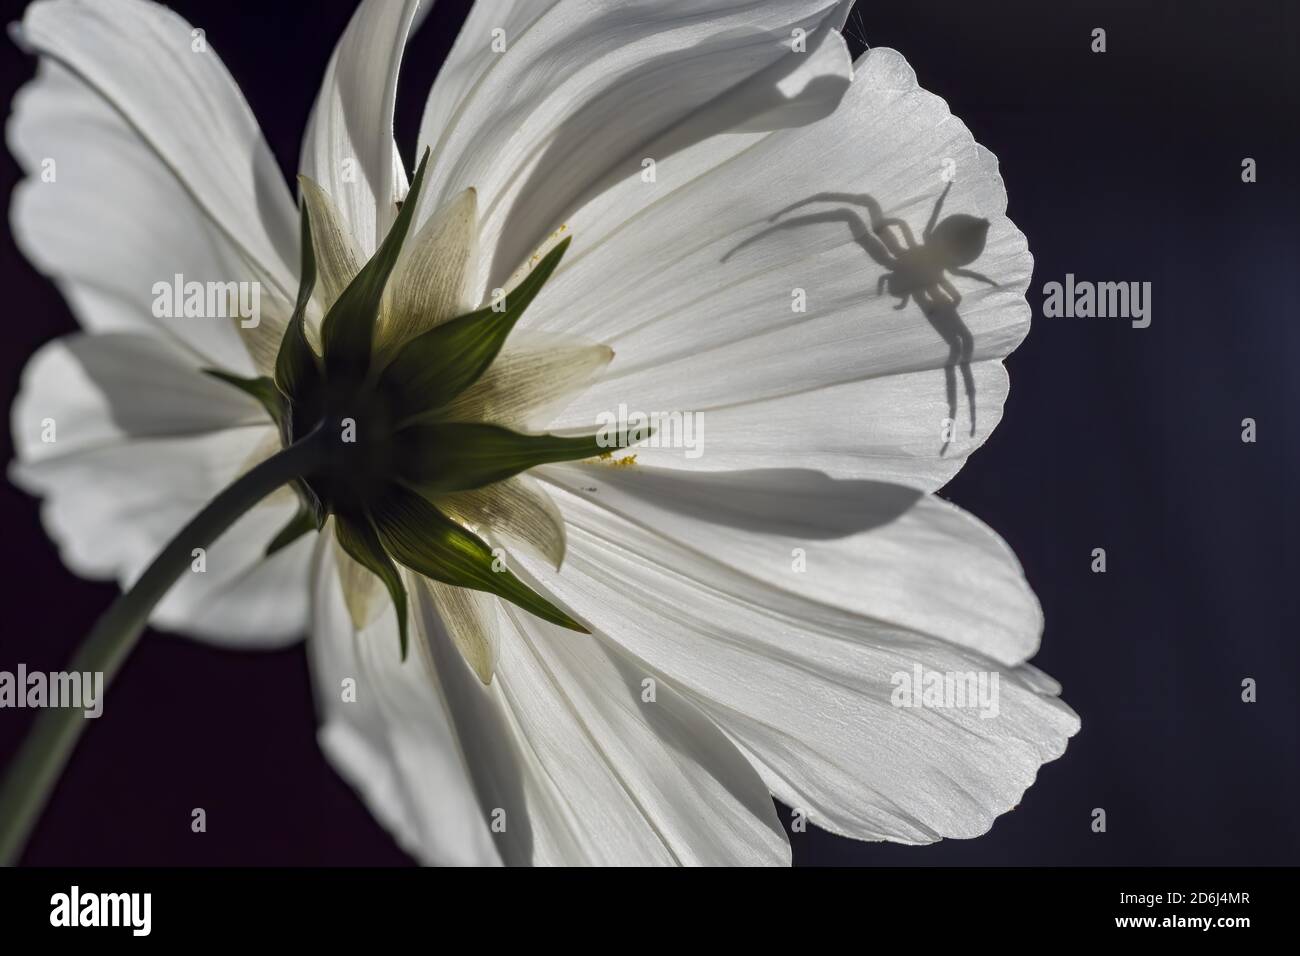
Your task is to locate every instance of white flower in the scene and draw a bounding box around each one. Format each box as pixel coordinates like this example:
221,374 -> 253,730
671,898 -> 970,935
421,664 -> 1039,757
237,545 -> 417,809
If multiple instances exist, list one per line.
8,0 -> 1078,865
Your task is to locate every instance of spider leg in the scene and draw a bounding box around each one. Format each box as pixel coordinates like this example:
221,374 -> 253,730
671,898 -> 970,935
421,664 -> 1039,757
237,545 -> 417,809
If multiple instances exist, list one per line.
769,192 -> 913,256
923,180 -> 953,240
949,267 -> 1000,288
723,209 -> 896,270
916,291 -> 966,454
875,217 -> 918,251
957,321 -> 976,436
938,277 -> 963,307
940,360 -> 958,456
893,293 -> 910,310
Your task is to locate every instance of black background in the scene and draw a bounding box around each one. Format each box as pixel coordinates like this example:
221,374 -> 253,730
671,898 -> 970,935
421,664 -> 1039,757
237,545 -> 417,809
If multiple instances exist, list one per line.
0,0 -> 1296,866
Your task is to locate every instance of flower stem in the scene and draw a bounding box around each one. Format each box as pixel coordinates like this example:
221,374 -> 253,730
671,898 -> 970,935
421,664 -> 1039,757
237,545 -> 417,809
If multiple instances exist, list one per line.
0,429 -> 328,865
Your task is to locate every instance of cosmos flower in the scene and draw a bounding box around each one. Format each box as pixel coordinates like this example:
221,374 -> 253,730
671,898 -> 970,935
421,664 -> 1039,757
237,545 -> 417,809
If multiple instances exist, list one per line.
7,0 -> 1078,865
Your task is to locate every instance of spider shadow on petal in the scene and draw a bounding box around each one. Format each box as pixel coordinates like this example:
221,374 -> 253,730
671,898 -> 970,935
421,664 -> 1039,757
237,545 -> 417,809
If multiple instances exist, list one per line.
721,185 -> 999,456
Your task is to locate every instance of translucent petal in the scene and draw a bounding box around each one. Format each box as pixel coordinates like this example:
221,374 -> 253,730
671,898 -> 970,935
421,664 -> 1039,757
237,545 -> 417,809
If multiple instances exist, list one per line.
424,578 -> 498,684
299,175 -> 363,311
378,187 -> 478,355
439,474 -> 568,570
440,333 -> 613,431
332,526 -> 387,632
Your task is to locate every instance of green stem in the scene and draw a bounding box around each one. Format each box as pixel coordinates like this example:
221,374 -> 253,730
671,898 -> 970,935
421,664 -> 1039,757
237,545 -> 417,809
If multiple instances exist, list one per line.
0,430 -> 328,865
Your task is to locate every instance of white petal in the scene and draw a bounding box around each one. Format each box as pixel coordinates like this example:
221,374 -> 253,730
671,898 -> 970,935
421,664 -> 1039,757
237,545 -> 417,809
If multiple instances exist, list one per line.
417,0 -> 854,296
12,1 -> 299,373
308,539 -> 502,865
10,333 -> 311,645
300,0 -> 421,256
415,1 -> 561,170
150,499 -> 313,641
7,61 -> 289,375
11,333 -> 264,459
516,479 -> 1078,844
12,0 -> 298,277
542,463 -> 1042,669
530,49 -> 1031,487
551,364 -> 1008,490
410,579 -> 789,865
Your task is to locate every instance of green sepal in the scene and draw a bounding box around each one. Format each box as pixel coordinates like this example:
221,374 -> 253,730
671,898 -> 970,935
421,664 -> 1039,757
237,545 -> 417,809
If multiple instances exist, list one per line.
335,512 -> 410,660
293,477 -> 327,530
274,201 -> 323,406
372,483 -> 586,633
394,422 -> 635,494
201,370 -> 287,432
264,503 -> 318,557
284,468 -> 327,534
380,236 -> 571,420
320,149 -> 430,385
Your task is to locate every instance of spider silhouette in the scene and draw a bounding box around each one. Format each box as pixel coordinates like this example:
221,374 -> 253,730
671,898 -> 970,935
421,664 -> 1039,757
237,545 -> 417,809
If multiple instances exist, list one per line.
724,182 -> 997,454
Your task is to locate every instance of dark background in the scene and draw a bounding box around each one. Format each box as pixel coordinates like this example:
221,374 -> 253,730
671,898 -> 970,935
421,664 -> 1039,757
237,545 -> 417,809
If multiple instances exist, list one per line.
0,0 -> 1295,866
